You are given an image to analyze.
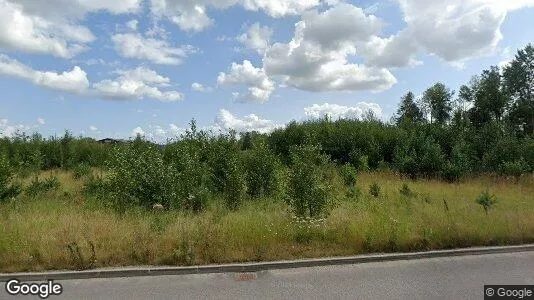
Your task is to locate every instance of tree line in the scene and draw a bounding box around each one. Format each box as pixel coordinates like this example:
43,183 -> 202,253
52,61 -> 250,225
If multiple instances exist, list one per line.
1,44 -> 533,216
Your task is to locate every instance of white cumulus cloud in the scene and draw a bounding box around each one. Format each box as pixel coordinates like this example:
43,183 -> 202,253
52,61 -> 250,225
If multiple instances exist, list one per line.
217,60 -> 275,103
150,0 -> 322,32
112,33 -> 195,65
131,126 -> 145,137
0,54 -> 89,93
0,0 -> 140,58
304,102 -> 383,120
237,22 -> 273,54
214,109 -> 282,134
263,4 -> 397,92
93,67 -> 183,102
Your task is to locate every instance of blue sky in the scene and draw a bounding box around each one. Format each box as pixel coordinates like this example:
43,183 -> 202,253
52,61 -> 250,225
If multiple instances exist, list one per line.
0,0 -> 533,141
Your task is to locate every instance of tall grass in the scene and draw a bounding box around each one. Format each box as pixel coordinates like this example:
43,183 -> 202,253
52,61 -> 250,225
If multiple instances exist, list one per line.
1,170 -> 532,273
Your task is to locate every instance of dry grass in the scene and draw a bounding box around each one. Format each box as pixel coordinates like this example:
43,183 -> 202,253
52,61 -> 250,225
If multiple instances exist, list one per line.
1,170 -> 533,273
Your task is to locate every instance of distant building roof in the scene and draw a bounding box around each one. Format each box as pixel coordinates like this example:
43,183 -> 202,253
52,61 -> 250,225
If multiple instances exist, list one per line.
97,138 -> 125,144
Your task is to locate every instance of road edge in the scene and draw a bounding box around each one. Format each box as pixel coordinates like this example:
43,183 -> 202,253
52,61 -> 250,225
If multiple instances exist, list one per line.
2,244 -> 534,281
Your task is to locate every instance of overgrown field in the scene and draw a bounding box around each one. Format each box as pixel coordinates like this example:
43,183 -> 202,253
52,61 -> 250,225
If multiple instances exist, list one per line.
1,169 -> 533,273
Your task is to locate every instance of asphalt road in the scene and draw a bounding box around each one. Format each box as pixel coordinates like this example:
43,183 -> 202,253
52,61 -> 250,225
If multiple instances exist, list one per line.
3,251 -> 533,300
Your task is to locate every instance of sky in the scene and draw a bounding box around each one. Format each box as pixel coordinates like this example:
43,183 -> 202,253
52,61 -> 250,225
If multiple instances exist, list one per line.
0,0 -> 533,141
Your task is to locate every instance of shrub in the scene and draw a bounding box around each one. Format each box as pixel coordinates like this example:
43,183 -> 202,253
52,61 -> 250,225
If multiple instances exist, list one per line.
73,163 -> 91,179
476,189 -> 497,215
369,182 -> 380,198
499,158 -> 528,182
0,154 -> 21,202
82,174 -> 108,199
107,143 -> 177,210
242,140 -> 284,199
339,164 -> 357,187
349,150 -> 369,172
288,144 -> 332,218
165,139 -> 211,212
399,183 -> 415,198
205,135 -> 246,210
25,176 -> 60,197
394,134 -> 445,179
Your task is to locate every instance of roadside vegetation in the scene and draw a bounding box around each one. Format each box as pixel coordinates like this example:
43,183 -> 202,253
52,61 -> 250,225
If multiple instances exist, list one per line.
0,44 -> 533,272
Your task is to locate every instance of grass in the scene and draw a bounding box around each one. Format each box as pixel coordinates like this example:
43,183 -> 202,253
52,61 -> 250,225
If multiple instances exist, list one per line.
1,170 -> 533,273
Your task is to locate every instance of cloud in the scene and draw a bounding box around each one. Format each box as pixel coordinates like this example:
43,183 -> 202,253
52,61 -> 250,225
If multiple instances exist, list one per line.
304,102 -> 383,120
237,22 -> 273,54
361,30 -> 422,68
150,0 -> 321,32
126,19 -> 138,31
263,4 -> 397,92
169,123 -> 185,136
394,0 -> 534,63
191,82 -> 212,92
214,109 -> 282,134
112,33 -> 195,65
0,118 -> 31,138
89,125 -> 98,132
131,126 -> 145,137
0,54 -> 90,93
217,60 -> 275,102
36,118 -> 45,125
93,67 -> 183,102
0,0 -> 140,58
0,55 -> 182,102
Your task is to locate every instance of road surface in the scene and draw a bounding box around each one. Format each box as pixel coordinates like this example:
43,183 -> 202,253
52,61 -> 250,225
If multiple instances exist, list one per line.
3,251 -> 533,299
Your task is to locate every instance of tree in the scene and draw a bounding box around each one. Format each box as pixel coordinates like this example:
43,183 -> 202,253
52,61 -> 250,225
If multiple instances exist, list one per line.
396,91 -> 424,125
422,83 -> 454,125
467,66 -> 508,127
503,44 -> 534,135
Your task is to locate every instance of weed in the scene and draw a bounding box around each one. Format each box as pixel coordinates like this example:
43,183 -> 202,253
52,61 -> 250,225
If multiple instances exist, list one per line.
369,182 -> 380,198
25,176 -> 60,197
66,241 -> 96,270
476,189 -> 498,215
399,183 -> 416,198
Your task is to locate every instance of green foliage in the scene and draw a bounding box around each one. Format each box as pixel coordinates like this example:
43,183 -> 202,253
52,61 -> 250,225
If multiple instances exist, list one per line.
422,82 -> 454,125
503,43 -> 534,135
396,91 -> 424,125
107,142 -> 176,210
0,154 -> 21,202
205,134 -> 246,210
339,164 -> 357,187
25,176 -> 60,197
476,189 -> 498,215
369,182 -> 380,198
499,158 -> 529,181
288,144 -> 331,218
242,140 -> 284,199
394,133 -> 445,179
399,183 -> 415,198
73,163 -> 91,179
82,174 -> 108,199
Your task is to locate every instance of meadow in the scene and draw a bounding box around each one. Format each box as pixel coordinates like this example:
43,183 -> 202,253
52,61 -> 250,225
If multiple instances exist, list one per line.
1,168 -> 532,273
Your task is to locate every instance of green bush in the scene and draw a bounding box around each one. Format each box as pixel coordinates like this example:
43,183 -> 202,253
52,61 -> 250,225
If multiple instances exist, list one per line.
242,140 -> 284,199
0,154 -> 21,202
107,143 -> 177,210
206,135 -> 246,210
25,176 -> 60,197
476,189 -> 498,215
369,182 -> 380,198
165,135 -> 211,212
73,163 -> 91,179
499,158 -> 528,181
82,174 -> 108,199
399,183 -> 415,198
339,164 -> 357,187
288,144 -> 332,218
